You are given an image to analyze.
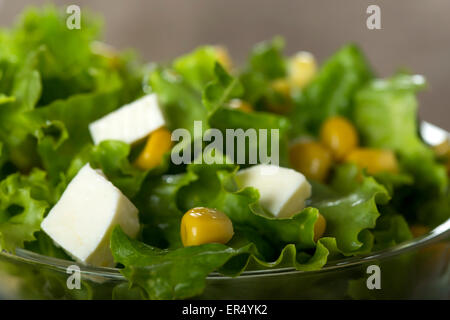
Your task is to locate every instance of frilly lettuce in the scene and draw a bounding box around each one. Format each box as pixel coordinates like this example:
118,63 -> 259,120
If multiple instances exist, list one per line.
173,46 -> 220,92
372,213 -> 413,251
311,164 -> 390,254
0,56 -> 42,171
354,73 -> 449,226
111,162 -> 389,299
111,226 -> 338,300
202,63 -> 243,114
149,68 -> 208,136
0,6 -> 143,177
0,170 -> 50,252
0,6 -> 143,254
290,44 -> 373,137
354,74 -> 446,191
239,37 -> 290,110
32,85 -> 127,181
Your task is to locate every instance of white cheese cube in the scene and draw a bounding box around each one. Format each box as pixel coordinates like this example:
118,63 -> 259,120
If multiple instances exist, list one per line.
89,93 -> 165,145
41,164 -> 140,267
236,164 -> 311,218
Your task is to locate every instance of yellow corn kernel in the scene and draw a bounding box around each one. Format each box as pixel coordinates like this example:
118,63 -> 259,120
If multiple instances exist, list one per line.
410,225 -> 430,238
288,51 -> 317,88
181,207 -> 234,247
320,116 -> 359,161
345,148 -> 398,175
134,127 -> 173,170
91,41 -> 121,69
314,213 -> 327,242
214,46 -> 233,72
289,141 -> 332,182
266,78 -> 292,114
229,99 -> 253,113
271,78 -> 291,97
433,139 -> 450,158
432,139 -> 450,176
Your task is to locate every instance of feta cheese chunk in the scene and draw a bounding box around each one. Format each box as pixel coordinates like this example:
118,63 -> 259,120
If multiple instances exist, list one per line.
41,164 -> 139,267
89,93 -> 165,145
236,164 -> 311,218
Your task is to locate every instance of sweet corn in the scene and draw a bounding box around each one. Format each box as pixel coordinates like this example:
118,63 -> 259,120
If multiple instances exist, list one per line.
288,51 -> 317,88
320,116 -> 359,161
229,99 -> 253,113
214,46 -> 233,72
134,127 -> 173,170
314,213 -> 326,242
181,207 -> 234,247
410,225 -> 430,238
345,148 -> 398,175
433,139 -> 450,158
267,79 -> 292,114
432,139 -> 450,176
91,41 -> 121,69
289,141 -> 332,182
271,78 -> 291,97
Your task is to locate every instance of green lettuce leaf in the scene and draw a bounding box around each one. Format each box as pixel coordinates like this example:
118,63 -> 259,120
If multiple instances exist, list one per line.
0,94 -> 15,105
354,73 -> 449,226
373,171 -> 414,197
0,169 -> 52,252
354,74 -> 427,154
173,46 -> 219,92
239,37 -> 288,108
150,51 -> 290,167
372,213 -> 413,251
111,226 -> 337,300
149,68 -> 208,135
0,31 -> 17,62
0,58 -> 17,96
208,108 -> 291,167
311,164 -> 390,254
11,6 -> 100,73
133,171 -> 197,249
88,141 -> 149,198
290,44 -> 373,136
0,142 -> 6,178
10,62 -> 42,112
246,36 -> 286,80
417,191 -> 450,228
0,56 -> 42,171
244,237 -> 339,272
202,63 -> 243,114
0,6 -> 143,178
111,226 -> 251,300
31,85 -> 125,180
9,6 -> 104,105
354,73 -> 447,192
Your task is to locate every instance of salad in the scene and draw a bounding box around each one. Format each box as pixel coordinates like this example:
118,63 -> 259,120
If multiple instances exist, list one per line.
0,7 -> 449,300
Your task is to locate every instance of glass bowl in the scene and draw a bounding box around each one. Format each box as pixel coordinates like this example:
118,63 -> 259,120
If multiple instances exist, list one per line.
0,218 -> 448,300
0,121 -> 448,300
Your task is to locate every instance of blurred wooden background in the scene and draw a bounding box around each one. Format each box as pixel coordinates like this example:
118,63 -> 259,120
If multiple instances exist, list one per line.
1,0 -> 449,129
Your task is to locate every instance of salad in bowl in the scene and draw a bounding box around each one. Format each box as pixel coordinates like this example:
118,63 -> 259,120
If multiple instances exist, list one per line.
0,7 -> 448,300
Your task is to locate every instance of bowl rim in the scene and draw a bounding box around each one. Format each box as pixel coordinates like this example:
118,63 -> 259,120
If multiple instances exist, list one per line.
1,218 -> 449,280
